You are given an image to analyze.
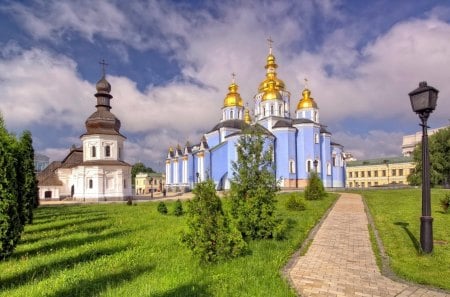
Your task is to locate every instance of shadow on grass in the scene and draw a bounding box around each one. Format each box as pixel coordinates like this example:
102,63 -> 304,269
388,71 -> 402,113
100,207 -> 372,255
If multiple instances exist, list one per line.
12,230 -> 130,259
33,207 -> 107,225
20,222 -> 112,245
152,283 -> 211,297
25,215 -> 109,235
0,245 -> 128,290
394,221 -> 420,253
49,264 -> 154,297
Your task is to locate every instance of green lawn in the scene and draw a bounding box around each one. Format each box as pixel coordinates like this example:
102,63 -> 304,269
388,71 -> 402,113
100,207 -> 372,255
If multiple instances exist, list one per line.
0,193 -> 337,297
363,188 -> 450,290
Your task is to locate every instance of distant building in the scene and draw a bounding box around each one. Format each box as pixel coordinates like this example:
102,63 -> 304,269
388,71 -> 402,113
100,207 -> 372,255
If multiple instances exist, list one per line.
34,153 -> 49,172
346,156 -> 415,188
402,125 -> 449,156
37,72 -> 132,201
135,172 -> 165,195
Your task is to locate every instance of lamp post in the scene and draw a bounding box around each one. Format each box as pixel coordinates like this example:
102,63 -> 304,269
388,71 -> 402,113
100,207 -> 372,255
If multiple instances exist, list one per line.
313,159 -> 318,173
150,177 -> 153,198
196,172 -> 200,184
409,81 -> 439,254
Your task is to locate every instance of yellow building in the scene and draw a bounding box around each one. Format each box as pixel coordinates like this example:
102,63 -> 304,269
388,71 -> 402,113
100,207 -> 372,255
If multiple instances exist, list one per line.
346,156 -> 415,188
135,172 -> 165,195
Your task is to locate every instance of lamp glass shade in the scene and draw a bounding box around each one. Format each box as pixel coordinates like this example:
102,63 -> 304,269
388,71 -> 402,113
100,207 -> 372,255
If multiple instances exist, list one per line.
409,82 -> 438,113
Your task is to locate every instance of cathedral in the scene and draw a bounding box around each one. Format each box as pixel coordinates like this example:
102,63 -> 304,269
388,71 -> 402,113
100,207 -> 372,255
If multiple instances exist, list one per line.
37,71 -> 132,201
165,44 -> 346,190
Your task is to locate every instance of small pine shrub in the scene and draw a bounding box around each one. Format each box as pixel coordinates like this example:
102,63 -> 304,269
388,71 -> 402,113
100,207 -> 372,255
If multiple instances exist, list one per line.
173,199 -> 183,216
285,193 -> 306,211
440,194 -> 450,213
157,202 -> 168,214
305,171 -> 327,200
126,197 -> 132,205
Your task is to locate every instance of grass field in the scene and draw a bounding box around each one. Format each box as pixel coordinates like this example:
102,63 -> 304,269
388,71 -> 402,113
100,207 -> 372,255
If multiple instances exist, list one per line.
0,192 -> 337,297
363,188 -> 450,290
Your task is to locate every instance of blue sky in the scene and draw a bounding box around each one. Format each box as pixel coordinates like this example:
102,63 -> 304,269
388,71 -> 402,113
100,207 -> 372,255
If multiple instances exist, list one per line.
1,0 -> 450,171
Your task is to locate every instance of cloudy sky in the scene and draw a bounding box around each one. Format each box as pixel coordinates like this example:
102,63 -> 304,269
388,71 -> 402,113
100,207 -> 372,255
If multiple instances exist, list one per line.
1,0 -> 449,171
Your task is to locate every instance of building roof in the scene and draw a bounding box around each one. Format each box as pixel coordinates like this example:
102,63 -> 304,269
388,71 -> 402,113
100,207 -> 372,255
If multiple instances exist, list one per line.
37,161 -> 63,186
81,160 -> 131,167
347,156 -> 413,167
60,147 -> 83,168
208,119 -> 251,133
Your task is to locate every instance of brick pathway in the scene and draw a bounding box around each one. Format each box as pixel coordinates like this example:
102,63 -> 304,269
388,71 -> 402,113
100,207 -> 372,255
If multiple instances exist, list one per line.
288,193 -> 450,297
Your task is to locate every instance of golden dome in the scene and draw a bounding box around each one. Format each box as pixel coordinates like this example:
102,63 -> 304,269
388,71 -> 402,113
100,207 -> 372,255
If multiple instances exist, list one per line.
244,108 -> 251,124
223,81 -> 243,107
258,49 -> 286,92
296,88 -> 318,110
262,80 -> 282,101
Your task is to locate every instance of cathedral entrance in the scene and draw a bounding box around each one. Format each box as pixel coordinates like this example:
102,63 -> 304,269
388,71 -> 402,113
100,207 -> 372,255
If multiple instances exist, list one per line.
44,191 -> 52,199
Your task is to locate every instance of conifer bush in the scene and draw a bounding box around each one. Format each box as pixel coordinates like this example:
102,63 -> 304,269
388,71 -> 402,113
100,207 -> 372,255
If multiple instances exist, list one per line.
285,193 -> 306,211
305,171 -> 327,200
157,201 -> 168,214
440,194 -> 450,213
173,199 -> 183,216
182,180 -> 247,263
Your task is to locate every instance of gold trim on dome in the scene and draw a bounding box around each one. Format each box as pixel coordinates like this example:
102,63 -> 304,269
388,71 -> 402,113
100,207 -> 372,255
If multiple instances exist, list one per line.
223,74 -> 244,107
244,108 -> 251,124
262,80 -> 282,101
182,156 -> 188,161
258,40 -> 286,93
197,152 -> 204,157
166,160 -> 170,164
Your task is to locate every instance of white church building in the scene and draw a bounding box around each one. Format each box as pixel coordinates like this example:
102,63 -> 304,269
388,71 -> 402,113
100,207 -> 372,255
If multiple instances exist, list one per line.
37,73 -> 132,201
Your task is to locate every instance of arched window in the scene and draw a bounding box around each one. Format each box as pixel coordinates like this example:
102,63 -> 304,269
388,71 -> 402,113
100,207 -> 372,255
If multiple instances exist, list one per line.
105,145 -> 111,157
264,107 -> 267,116
279,105 -> 282,116
91,146 -> 96,158
332,154 -> 337,166
306,160 -> 312,172
289,160 -> 295,173
230,110 -> 234,119
314,134 -> 319,144
327,163 -> 332,175
313,111 -> 318,122
88,179 -> 93,189
270,105 -> 274,115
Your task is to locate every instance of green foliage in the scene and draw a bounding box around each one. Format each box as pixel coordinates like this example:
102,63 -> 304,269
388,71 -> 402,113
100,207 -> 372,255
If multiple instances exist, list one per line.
173,199 -> 183,216
182,180 -> 247,264
440,193 -> 450,213
305,171 -> 326,200
0,116 -> 22,260
229,127 -> 280,240
157,202 -> 168,214
408,126 -> 450,187
131,162 -> 155,185
285,193 -> 306,211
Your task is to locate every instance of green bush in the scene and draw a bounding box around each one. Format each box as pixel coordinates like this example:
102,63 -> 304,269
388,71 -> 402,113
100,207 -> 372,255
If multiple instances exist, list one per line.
157,202 -> 168,214
285,193 -> 306,211
182,180 -> 247,263
305,171 -> 327,200
173,199 -> 183,216
440,194 -> 450,213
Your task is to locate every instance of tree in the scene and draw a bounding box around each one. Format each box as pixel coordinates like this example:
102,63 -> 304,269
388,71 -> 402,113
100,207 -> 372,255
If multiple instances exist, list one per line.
305,171 -> 327,200
408,127 -> 450,187
173,199 -> 183,216
182,180 -> 247,263
229,127 -> 280,240
0,115 -> 22,259
131,162 -> 155,185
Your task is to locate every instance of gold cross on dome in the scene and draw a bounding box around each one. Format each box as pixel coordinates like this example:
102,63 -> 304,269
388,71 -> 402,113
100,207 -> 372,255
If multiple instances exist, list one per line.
99,59 -> 108,76
267,36 -> 274,53
231,72 -> 236,83
304,78 -> 309,89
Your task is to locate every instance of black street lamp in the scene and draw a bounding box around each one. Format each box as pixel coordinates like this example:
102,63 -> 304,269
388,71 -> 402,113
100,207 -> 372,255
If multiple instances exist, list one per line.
409,81 -> 439,254
313,159 -> 318,172
196,172 -> 200,183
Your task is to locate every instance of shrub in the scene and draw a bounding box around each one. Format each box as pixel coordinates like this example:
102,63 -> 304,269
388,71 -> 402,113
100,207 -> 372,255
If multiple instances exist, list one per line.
182,180 -> 247,263
173,199 -> 183,216
305,171 -> 327,200
285,193 -> 306,211
440,194 -> 450,213
157,202 -> 168,214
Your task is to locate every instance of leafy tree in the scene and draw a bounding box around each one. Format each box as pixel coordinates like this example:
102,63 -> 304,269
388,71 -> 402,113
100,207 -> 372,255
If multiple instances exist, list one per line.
305,171 -> 327,200
182,180 -> 247,264
131,162 -> 155,185
173,199 -> 183,216
0,115 -> 22,259
229,127 -> 280,240
408,127 -> 450,187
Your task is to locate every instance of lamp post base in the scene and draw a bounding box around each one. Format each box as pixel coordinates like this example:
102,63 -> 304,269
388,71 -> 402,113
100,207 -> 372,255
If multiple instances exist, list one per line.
420,216 -> 433,254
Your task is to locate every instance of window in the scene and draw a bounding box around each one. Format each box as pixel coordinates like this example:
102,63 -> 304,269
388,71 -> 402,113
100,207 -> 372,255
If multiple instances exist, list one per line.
361,171 -> 365,177
382,170 -> 386,177
368,182 -> 372,187
349,182 -> 353,187
289,160 -> 295,173
88,179 -> 93,189
361,182 -> 365,188
332,155 -> 337,166
349,172 -> 353,178
270,105 -> 274,115
91,146 -> 96,158
306,160 -> 312,172
375,182 -> 378,186
123,179 -> 127,189
367,171 -> 371,177
118,148 -> 122,159
374,171 -> 378,177
313,111 -> 318,122
399,169 -> 403,176
105,145 -> 111,157
327,163 -> 331,175
409,168 -> 415,175
230,110 -> 234,119
278,105 -> 282,115
392,169 -> 396,176
314,134 -> 319,144
355,171 -> 358,178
